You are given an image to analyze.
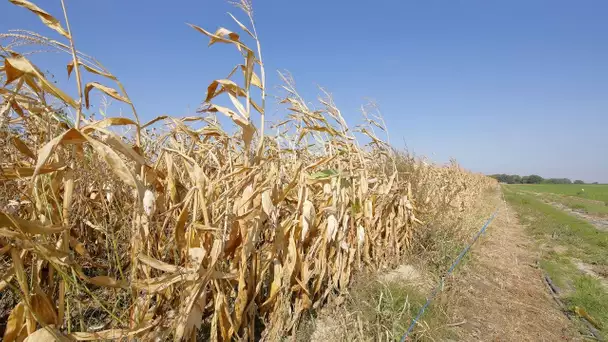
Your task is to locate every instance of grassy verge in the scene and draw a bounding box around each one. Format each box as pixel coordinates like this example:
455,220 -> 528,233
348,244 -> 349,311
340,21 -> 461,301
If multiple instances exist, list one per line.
508,184 -> 608,202
295,272 -> 453,342
503,186 -> 608,337
518,189 -> 608,218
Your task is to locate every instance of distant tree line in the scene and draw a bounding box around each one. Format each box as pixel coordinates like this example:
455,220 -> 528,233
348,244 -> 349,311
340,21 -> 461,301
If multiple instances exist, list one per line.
489,174 -> 588,185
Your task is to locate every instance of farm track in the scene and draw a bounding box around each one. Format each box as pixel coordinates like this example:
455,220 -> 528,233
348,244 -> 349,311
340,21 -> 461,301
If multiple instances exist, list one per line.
446,202 -> 580,341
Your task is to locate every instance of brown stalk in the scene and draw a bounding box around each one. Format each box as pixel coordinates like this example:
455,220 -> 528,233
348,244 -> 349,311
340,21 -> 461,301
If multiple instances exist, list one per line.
58,0 -> 81,327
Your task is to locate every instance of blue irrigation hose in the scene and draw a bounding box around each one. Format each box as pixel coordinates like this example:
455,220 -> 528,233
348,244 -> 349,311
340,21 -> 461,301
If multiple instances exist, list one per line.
400,208 -> 499,342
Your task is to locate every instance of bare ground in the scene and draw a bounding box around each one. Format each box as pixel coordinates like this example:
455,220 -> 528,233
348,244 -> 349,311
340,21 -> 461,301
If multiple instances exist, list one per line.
446,203 -> 581,341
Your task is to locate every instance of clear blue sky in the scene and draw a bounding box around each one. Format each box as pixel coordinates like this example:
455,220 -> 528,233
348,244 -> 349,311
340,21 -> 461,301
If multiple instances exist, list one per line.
2,1 -> 607,182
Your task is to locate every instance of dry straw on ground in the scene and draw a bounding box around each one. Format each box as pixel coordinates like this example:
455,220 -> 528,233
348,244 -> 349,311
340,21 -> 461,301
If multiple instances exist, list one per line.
0,0 -> 496,340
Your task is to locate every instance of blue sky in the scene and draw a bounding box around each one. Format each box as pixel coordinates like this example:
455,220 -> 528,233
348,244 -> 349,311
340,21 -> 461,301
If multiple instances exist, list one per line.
1,1 -> 607,182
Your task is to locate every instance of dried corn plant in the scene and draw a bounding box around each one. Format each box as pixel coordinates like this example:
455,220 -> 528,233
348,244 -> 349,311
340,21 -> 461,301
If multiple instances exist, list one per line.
0,1 -> 497,341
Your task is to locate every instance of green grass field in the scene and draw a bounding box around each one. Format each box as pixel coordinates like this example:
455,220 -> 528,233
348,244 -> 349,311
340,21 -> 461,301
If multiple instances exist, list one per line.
508,184 -> 608,217
503,186 -> 608,337
509,184 -> 608,202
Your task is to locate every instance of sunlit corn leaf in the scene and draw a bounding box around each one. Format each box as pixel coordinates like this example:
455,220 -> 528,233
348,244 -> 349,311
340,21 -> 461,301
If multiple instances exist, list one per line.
68,319 -> 158,341
226,64 -> 262,88
88,127 -> 146,166
228,92 -> 247,118
138,254 -> 182,273
189,24 -> 253,53
205,104 -> 255,148
132,272 -> 196,293
142,115 -> 168,128
33,128 -> 86,178
3,302 -> 25,342
244,50 -> 255,90
8,0 -> 70,38
205,79 -> 244,103
82,134 -> 144,199
4,56 -> 77,108
228,12 -> 254,38
81,117 -> 138,133
67,60 -> 116,80
23,326 -> 70,342
84,82 -> 131,109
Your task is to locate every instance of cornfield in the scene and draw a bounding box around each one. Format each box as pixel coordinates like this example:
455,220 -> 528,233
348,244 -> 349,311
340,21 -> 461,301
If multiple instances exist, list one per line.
0,1 -> 496,341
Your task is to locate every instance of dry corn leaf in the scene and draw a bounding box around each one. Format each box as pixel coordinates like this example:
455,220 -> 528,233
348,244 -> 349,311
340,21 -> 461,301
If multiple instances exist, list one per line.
82,117 -> 138,134
175,206 -> 189,255
23,326 -> 69,342
132,272 -> 196,293
174,281 -> 206,341
211,27 -> 239,44
4,56 -> 77,108
8,0 -> 70,38
244,50 -> 255,90
93,128 -> 146,166
34,128 -> 85,177
11,136 -> 35,159
228,92 -> 247,119
68,319 -> 158,340
261,260 -> 282,308
142,115 -> 168,128
261,190 -> 274,217
217,293 -> 232,341
233,268 -> 248,331
0,212 -> 65,235
174,241 -> 222,341
226,64 -> 262,89
189,24 -> 252,53
84,82 -> 131,109
205,104 -> 255,148
204,79 -> 244,102
228,12 -> 254,38
138,254 -> 182,273
242,65 -> 262,88
30,293 -> 58,325
67,60 -> 116,80
87,275 -> 127,289
0,164 -> 65,180
3,302 -> 25,342
301,200 -> 315,240
82,135 -> 144,198
69,237 -> 87,256
0,228 -> 20,238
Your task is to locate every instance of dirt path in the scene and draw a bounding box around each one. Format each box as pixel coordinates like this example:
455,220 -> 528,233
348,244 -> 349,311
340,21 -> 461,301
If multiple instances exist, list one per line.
446,202 -> 581,341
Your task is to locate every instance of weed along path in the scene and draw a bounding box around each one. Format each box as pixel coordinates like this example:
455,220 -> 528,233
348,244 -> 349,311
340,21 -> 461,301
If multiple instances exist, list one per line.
446,202 -> 580,341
